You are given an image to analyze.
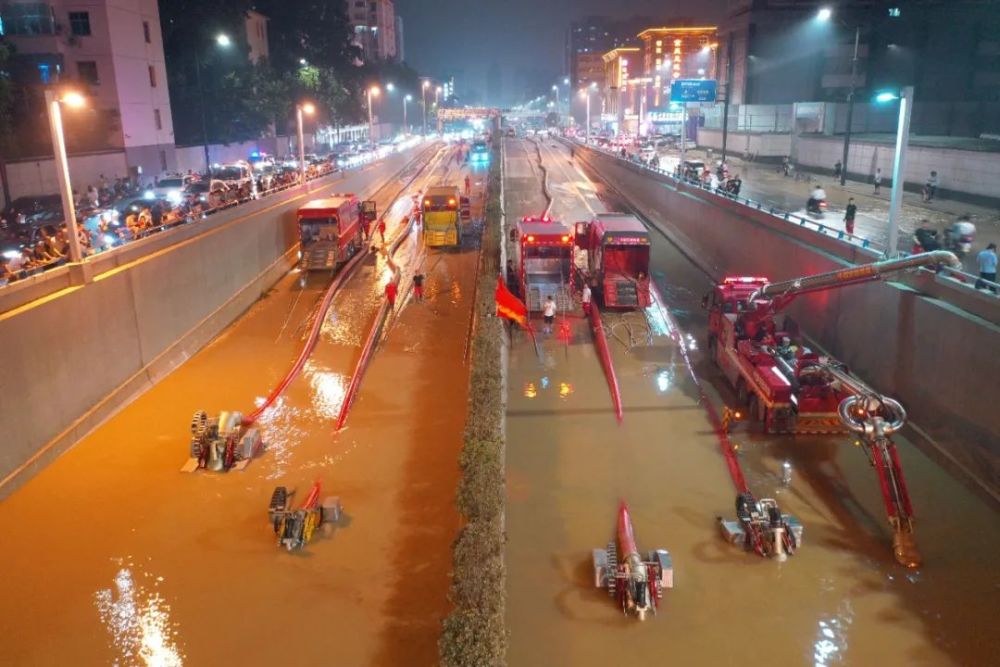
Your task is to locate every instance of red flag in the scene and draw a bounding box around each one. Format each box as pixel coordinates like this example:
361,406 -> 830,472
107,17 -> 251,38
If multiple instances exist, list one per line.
495,276 -> 528,329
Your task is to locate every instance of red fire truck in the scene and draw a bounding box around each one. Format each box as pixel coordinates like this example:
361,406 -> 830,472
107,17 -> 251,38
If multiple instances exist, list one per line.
573,213 -> 651,308
297,194 -> 375,271
703,251 -> 958,567
515,215 -> 573,312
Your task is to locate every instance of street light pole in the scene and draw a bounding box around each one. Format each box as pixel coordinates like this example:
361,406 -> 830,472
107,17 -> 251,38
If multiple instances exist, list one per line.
721,35 -> 734,166
404,95 -> 412,134
840,26 -> 860,186
296,102 -> 314,184
422,80 -> 429,136
367,86 -> 380,144
887,86 -> 914,257
194,52 -> 211,170
44,89 -> 84,263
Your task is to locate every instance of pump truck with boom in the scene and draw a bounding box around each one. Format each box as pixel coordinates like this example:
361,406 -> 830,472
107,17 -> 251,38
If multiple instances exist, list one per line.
702,250 -> 958,567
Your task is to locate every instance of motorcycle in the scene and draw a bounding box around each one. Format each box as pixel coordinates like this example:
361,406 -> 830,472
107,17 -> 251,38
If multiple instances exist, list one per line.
806,198 -> 827,219
943,220 -> 976,258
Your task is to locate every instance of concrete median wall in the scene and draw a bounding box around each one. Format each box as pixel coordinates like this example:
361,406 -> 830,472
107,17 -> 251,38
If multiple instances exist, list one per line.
576,144 -> 1000,495
0,147 -> 426,494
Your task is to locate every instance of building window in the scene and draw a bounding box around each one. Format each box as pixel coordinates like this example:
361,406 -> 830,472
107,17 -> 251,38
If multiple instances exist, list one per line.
143,20 -> 151,43
154,108 -> 162,130
37,63 -> 51,84
68,11 -> 91,36
77,61 -> 99,85
148,65 -> 157,87
159,150 -> 167,172
4,3 -> 57,35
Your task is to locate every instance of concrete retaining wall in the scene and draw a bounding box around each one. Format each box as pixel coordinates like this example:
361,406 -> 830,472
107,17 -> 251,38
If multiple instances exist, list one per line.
0,146 -> 427,493
576,144 -> 1000,494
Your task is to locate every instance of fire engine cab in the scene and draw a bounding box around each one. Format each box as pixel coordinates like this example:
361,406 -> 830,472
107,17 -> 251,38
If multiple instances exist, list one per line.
297,194 -> 374,271
515,215 -> 573,312
573,214 -> 651,308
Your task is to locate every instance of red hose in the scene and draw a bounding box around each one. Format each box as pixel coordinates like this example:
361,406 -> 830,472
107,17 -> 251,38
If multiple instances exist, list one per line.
334,213 -> 418,431
242,248 -> 369,425
649,284 -> 749,494
589,305 -> 624,424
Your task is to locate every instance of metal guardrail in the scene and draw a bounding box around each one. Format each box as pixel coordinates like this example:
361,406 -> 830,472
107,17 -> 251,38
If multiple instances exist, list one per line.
576,140 -> 1000,299
0,145 -> 411,289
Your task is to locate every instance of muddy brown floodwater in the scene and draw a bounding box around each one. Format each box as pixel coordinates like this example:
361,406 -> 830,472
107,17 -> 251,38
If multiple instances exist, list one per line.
504,137 -> 1000,667
0,146 -> 485,666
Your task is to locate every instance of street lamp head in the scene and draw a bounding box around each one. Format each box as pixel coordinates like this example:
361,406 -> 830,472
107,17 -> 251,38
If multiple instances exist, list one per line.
422,80 -> 430,89
216,33 -> 232,47
563,77 -> 570,85
874,91 -> 899,103
300,102 -> 316,115
370,85 -> 381,96
817,7 -> 833,22
61,91 -> 86,108
405,94 -> 413,101
436,86 -> 442,93
386,82 -> 395,92
552,84 -> 558,91
299,58 -> 308,66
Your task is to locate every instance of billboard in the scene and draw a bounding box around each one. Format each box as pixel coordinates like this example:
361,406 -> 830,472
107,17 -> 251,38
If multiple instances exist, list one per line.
670,79 -> 718,103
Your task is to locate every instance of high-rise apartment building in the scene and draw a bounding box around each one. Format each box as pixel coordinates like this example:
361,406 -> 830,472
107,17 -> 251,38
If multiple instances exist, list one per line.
346,0 -> 398,63
1,0 -> 176,176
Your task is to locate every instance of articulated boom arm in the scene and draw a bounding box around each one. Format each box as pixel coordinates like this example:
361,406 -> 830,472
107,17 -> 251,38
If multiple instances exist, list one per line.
748,251 -> 958,306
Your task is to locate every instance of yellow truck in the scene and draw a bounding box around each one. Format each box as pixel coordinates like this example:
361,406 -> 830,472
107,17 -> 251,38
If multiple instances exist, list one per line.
421,185 -> 462,247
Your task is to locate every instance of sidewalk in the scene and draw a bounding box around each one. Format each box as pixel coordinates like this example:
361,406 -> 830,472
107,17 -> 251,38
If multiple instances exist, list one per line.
660,147 -> 1000,273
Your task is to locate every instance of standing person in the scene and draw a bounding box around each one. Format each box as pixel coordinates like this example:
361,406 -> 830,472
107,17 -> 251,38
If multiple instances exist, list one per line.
873,168 -> 882,195
377,218 -> 387,244
581,282 -> 592,317
543,295 -> 556,334
782,156 -> 791,177
464,175 -> 471,196
843,198 -> 858,235
834,160 -> 842,180
975,243 -> 998,293
412,269 -> 425,300
924,171 -> 939,202
385,279 -> 398,308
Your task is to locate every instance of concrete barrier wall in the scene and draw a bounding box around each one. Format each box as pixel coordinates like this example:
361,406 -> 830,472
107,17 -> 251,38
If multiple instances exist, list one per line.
576,145 -> 1000,493
0,146 -> 428,492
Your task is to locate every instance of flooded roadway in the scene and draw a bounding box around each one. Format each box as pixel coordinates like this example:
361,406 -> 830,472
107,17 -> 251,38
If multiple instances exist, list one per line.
504,137 -> 1000,666
0,144 -> 485,666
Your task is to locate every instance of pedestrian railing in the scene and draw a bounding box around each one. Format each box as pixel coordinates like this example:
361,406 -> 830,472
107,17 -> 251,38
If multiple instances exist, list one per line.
573,139 -> 999,302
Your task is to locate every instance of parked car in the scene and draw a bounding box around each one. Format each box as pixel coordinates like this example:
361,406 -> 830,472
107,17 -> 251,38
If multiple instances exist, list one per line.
146,174 -> 199,204
1,195 -> 64,229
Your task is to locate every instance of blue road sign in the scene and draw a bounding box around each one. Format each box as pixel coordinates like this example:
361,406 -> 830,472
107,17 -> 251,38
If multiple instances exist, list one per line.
670,79 -> 718,103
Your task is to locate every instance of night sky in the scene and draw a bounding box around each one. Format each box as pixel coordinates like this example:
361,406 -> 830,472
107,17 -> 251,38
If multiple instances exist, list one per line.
395,0 -> 727,105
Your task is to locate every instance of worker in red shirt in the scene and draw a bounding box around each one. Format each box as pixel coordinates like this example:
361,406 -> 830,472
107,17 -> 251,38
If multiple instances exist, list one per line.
377,218 -> 387,244
385,279 -> 398,308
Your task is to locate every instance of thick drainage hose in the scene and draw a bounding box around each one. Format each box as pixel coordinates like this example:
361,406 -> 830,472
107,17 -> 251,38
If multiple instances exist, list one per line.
242,147 -> 442,426
334,210 -> 418,431
242,248 -> 369,426
589,305 -> 624,424
649,284 -> 749,494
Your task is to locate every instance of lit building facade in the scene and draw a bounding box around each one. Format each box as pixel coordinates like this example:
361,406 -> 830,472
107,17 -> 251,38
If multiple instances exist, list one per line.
245,10 -> 270,64
637,26 -> 719,110
602,47 -> 640,132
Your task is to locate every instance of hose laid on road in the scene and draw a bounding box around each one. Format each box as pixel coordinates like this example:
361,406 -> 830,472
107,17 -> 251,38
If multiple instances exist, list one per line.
589,304 -> 624,424
334,210 -> 418,431
649,283 -> 749,493
242,145 -> 442,426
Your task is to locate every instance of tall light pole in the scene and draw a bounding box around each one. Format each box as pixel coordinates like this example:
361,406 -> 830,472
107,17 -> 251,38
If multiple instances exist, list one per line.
881,86 -> 914,257
551,84 -> 560,122
403,94 -> 412,134
434,86 -> 442,133
367,85 -> 380,144
194,33 -> 231,171
818,7 -> 861,186
44,89 -> 86,263
579,88 -> 592,143
422,80 -> 430,136
296,102 -> 315,183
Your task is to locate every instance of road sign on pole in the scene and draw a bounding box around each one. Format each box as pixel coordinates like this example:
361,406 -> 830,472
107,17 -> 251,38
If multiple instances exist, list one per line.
670,79 -> 718,103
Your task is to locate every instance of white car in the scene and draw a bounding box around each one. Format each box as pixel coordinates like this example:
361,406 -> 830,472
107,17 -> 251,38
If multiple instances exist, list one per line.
147,174 -> 198,204
210,162 -> 255,193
